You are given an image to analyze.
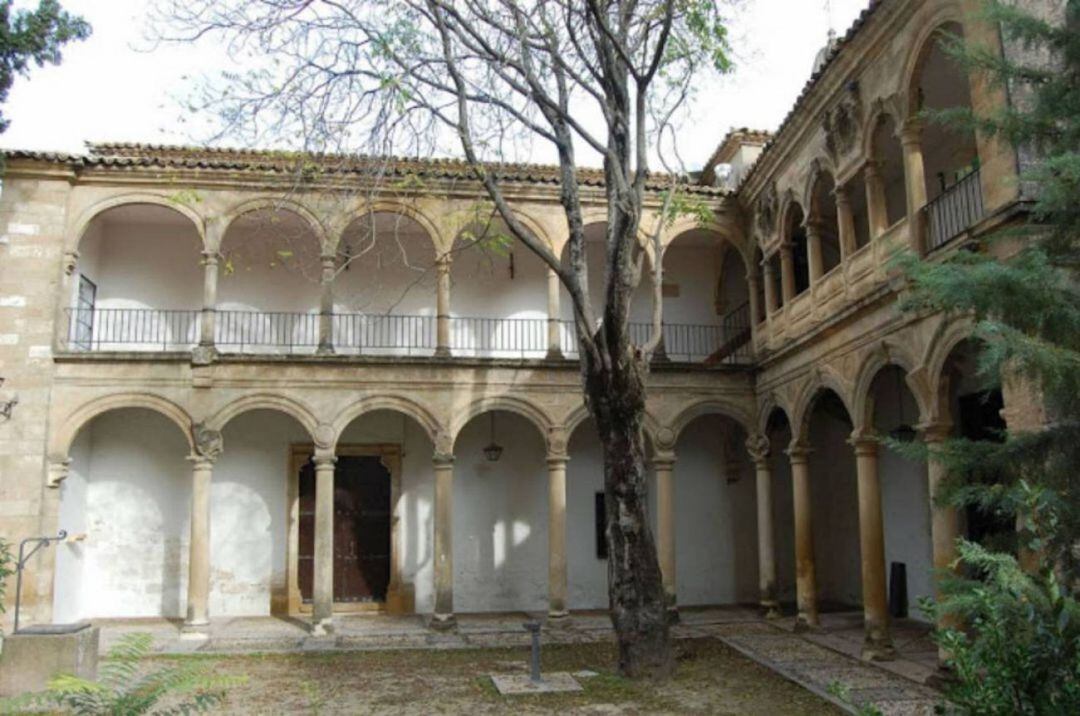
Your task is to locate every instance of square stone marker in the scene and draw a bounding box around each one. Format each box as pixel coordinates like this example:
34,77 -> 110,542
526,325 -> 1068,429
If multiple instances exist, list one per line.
490,672 -> 583,694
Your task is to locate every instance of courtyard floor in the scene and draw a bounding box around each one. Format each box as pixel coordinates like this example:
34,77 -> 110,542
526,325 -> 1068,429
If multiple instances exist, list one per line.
93,607 -> 943,714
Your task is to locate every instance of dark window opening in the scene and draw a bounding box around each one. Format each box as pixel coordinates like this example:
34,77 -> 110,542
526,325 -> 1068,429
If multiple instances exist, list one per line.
595,492 -> 608,560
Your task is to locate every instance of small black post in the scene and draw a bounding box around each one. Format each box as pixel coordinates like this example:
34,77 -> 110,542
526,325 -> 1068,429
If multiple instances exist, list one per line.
523,620 -> 542,684
889,561 -> 908,619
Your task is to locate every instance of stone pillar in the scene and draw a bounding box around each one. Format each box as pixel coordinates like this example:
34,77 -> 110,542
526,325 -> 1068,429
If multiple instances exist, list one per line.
195,250 -> 220,363
653,453 -> 678,619
747,271 -> 762,327
851,435 -> 896,660
435,256 -> 452,358
762,258 -> 779,314
901,122 -> 929,254
183,454 -> 214,636
921,422 -> 959,664
805,222 -> 824,284
746,435 -> 779,618
865,162 -> 888,240
317,254 -> 336,355
432,453 -> 456,629
311,452 -> 336,635
835,189 -> 856,260
547,454 -> 569,619
779,243 -> 796,305
788,444 -> 819,630
546,268 -> 563,359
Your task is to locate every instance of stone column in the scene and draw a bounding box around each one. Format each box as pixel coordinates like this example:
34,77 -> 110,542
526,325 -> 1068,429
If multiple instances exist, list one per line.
546,268 -> 563,359
653,453 -> 678,619
311,452 -> 336,635
835,188 -> 856,260
901,122 -> 929,254
851,435 -> 896,660
317,254 -> 336,355
762,258 -> 779,314
746,435 -> 779,618
921,422 -> 959,664
779,243 -> 796,305
747,271 -> 762,327
432,452 -> 456,629
806,222 -> 824,284
183,454 -> 214,637
435,256 -> 452,358
865,162 -> 888,240
547,454 -> 569,619
195,250 -> 220,364
788,444 -> 819,630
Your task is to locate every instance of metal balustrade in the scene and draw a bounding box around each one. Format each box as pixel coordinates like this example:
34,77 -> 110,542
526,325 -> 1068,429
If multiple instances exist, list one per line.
63,307 -> 754,364
923,168 -> 985,252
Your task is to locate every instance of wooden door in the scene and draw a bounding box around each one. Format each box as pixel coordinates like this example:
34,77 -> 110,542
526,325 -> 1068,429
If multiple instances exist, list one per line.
297,454 -> 392,604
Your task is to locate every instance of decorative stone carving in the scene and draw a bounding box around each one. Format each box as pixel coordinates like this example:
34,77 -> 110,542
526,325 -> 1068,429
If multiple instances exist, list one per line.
46,456 -> 72,488
823,82 -> 863,161
745,433 -> 771,463
190,344 -> 217,366
755,183 -> 778,238
191,422 -> 223,462
62,251 -> 79,277
654,426 -> 676,452
313,423 -> 335,452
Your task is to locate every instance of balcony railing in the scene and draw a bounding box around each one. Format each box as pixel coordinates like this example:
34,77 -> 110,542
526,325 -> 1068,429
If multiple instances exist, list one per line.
923,167 -> 985,252
62,308 -> 753,364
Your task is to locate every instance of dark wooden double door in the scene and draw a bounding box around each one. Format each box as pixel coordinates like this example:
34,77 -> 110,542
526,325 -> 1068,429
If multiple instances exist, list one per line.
298,455 -> 391,604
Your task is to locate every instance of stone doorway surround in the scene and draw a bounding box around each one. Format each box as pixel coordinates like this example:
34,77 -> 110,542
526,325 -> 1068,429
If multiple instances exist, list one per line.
285,443 -> 413,617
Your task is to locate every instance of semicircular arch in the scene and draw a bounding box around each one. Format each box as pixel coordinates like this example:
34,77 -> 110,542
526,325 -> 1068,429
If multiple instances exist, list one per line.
222,197 -> 328,252
52,392 -> 194,458
207,393 -> 320,440
451,395 -> 554,451
330,394 -> 443,448
68,194 -> 207,253
669,398 -> 754,446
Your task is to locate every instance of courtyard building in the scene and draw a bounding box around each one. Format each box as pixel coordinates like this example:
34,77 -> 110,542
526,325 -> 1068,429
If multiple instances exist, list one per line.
0,0 -> 1054,662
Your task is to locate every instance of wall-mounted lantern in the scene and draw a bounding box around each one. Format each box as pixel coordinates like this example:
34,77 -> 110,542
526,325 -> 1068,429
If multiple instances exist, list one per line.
483,412 -> 504,462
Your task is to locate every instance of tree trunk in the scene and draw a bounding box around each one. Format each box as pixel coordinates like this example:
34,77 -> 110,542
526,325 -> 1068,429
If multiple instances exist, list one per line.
583,343 -> 672,679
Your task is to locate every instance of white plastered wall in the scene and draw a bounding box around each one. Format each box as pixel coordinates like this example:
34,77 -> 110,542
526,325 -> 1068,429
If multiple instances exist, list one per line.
808,409 -> 862,608
566,420 -> 608,610
53,409 -> 191,621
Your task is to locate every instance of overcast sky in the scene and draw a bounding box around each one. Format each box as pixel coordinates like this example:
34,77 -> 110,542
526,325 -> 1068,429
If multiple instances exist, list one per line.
0,0 -> 871,169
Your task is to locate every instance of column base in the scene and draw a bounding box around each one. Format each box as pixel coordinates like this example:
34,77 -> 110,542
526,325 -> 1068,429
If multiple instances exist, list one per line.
544,348 -> 565,361
180,620 -> 210,640
793,613 -> 821,633
316,344 -> 336,356
310,617 -> 335,637
547,609 -> 571,625
429,612 -> 457,631
860,636 -> 898,662
761,601 -> 782,620
434,347 -> 452,359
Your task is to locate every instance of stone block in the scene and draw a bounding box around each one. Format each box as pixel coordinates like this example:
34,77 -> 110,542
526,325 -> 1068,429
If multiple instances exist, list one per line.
0,623 -> 99,698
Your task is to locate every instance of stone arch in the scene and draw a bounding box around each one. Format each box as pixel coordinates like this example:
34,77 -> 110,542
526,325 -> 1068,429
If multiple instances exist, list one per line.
921,316 -> 977,416
68,194 -> 207,254
335,200 -> 445,256
790,368 -> 856,442
206,393 -> 320,441
852,339 -> 931,433
51,392 -> 194,458
901,4 -> 967,118
669,398 -> 754,445
801,158 -> 839,213
330,394 -> 443,449
451,395 -> 554,451
862,100 -> 905,159
221,197 -> 328,252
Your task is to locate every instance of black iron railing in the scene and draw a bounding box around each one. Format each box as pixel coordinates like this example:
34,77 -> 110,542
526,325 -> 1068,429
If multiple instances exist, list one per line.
62,308 -> 754,364
923,168 -> 985,252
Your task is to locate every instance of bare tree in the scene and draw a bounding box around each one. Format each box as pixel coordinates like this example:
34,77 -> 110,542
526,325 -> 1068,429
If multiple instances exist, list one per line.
154,0 -> 732,678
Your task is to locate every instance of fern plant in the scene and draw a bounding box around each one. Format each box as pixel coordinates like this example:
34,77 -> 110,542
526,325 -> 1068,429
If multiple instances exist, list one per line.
6,632 -> 240,715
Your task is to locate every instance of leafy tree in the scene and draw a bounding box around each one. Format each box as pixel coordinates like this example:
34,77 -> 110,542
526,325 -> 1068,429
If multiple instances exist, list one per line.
0,0 -> 90,133
155,0 -> 732,678
896,1 -> 1080,711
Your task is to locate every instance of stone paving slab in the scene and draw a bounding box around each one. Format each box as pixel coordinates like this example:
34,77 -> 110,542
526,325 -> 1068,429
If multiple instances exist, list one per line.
490,672 -> 583,695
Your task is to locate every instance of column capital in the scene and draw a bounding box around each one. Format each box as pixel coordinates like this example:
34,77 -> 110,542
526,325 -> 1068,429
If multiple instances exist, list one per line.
200,250 -> 221,267
546,453 -> 570,467
864,160 -> 882,180
312,451 -> 337,469
785,441 -> 813,463
745,433 -> 771,464
432,451 -> 455,467
900,119 -> 923,146
320,253 -> 337,272
435,254 -> 453,270
650,451 -> 677,469
778,241 -> 794,258
834,186 -> 852,208
63,250 -> 80,276
187,453 -> 216,470
848,431 -> 880,456
918,421 -> 952,443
